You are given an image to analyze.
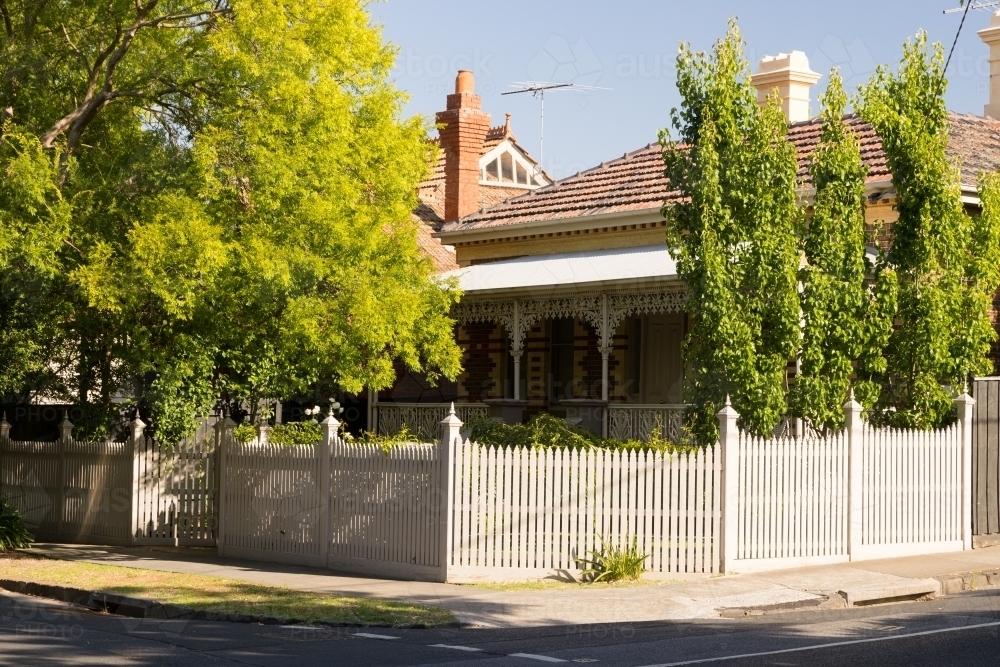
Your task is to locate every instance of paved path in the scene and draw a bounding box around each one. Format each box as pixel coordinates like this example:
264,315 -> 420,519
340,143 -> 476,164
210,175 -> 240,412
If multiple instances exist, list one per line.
21,543 -> 1000,628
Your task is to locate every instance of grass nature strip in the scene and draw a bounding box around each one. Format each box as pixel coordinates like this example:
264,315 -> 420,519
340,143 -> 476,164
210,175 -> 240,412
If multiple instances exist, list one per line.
0,553 -> 454,627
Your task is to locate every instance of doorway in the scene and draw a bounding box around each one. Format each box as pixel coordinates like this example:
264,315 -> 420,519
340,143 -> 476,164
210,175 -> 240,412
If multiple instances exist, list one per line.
640,313 -> 684,404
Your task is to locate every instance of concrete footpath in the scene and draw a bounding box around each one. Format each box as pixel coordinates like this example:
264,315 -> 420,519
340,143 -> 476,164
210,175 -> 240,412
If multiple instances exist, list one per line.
19,543 -> 1000,628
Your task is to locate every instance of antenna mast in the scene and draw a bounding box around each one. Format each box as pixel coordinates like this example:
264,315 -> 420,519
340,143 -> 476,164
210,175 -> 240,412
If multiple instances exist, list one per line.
502,81 -> 609,173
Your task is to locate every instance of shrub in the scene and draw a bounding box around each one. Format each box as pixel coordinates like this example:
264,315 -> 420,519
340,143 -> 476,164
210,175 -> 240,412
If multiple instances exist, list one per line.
576,535 -> 648,583
0,497 -> 33,551
348,425 -> 434,452
231,421 -> 323,446
269,422 -> 322,446
465,413 -> 696,453
232,423 -> 257,443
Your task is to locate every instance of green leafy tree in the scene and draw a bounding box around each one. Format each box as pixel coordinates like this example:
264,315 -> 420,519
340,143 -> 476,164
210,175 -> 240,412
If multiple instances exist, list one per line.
791,70 -> 896,432
856,32 -> 1000,427
660,20 -> 801,443
1,0 -> 461,442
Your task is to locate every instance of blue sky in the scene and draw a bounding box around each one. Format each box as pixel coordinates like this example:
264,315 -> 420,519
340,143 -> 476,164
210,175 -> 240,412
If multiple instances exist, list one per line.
369,0 -> 997,179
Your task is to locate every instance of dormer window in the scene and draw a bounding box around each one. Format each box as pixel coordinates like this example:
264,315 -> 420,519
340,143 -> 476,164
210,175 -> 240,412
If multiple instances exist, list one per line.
479,142 -> 550,189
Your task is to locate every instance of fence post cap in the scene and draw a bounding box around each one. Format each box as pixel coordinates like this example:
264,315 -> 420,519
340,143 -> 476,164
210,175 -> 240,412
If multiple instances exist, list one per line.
716,395 -> 738,419
440,402 -> 464,427
0,411 -> 8,426
131,410 -> 146,429
843,389 -> 863,412
59,410 -> 74,431
218,415 -> 237,429
954,392 -> 975,406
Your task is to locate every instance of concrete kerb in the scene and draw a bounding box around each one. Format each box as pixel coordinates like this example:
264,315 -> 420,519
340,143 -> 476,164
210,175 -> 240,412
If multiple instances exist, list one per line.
0,579 -> 461,629
932,568 -> 1000,596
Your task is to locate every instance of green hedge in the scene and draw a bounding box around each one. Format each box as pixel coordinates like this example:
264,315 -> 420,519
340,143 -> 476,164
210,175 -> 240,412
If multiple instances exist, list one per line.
465,413 -> 696,453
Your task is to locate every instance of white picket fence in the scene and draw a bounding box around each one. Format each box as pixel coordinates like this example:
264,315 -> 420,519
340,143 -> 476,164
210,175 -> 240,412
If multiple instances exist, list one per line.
858,424 -> 966,559
218,439 -> 327,565
724,395 -> 973,573
217,419 -> 448,580
734,431 -> 849,570
448,443 -> 719,580
0,413 -> 217,546
329,440 -> 444,579
9,394 -> 972,583
215,394 -> 975,582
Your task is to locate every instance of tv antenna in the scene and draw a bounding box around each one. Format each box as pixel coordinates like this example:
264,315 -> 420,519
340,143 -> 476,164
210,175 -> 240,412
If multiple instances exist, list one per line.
502,81 -> 610,172
943,1 -> 999,13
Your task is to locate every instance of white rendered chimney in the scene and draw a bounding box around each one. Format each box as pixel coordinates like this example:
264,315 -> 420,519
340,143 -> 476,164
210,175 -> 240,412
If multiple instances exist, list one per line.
979,11 -> 1000,119
751,51 -> 822,124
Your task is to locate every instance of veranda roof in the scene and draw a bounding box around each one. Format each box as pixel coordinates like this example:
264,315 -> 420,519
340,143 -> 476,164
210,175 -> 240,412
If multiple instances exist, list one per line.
440,245 -> 679,297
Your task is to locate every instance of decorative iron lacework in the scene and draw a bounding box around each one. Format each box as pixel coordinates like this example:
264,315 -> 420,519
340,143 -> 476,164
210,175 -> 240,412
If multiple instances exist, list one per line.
450,300 -> 515,333
607,405 -> 687,442
452,287 -> 686,353
608,290 -> 687,333
376,403 -> 488,442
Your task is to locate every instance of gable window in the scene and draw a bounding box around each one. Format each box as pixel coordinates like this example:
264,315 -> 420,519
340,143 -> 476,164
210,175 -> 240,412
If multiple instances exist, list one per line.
501,152 -> 514,182
485,158 -> 499,181
516,162 -> 527,184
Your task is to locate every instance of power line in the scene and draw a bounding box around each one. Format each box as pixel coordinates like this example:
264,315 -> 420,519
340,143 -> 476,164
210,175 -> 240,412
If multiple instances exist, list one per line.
937,1 -> 976,100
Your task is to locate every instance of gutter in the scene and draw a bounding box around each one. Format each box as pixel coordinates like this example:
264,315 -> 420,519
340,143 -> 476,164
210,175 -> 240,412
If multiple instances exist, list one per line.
434,207 -> 664,244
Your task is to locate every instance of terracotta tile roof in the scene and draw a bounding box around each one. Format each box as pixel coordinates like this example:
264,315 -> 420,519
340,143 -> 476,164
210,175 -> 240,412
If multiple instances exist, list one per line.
415,219 -> 459,272
441,112 -> 1000,234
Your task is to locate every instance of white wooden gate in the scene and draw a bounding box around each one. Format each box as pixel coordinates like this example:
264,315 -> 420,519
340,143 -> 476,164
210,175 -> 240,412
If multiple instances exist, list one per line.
0,413 -> 217,547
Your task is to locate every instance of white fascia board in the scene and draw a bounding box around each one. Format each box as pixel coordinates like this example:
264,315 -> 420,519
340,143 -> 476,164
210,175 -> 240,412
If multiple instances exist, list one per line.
450,274 -> 684,299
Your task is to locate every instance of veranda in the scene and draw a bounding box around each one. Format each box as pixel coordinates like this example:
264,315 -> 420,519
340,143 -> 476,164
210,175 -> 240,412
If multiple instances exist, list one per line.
374,281 -> 692,443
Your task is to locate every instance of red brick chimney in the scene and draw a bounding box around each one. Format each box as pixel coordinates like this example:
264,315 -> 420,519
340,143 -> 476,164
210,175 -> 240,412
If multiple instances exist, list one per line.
437,70 -> 490,222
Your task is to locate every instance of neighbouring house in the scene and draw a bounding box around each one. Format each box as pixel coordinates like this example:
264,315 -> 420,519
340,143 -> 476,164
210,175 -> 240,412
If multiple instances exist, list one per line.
373,22 -> 1000,442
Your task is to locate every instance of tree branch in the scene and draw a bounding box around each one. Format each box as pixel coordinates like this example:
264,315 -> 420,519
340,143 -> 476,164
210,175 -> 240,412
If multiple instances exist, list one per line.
41,1 -> 229,155
60,23 -> 92,73
0,0 -> 12,40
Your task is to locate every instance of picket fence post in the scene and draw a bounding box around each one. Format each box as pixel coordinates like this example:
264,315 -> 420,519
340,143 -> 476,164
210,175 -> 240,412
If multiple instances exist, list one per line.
439,403 -> 462,583
844,392 -> 864,560
717,397 -> 739,573
319,411 -> 337,566
956,392 -> 975,550
129,413 -> 146,545
57,411 -> 73,538
214,415 -> 235,555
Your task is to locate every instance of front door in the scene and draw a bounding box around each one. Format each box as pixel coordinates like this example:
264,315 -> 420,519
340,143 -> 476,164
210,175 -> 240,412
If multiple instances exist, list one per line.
642,314 -> 684,404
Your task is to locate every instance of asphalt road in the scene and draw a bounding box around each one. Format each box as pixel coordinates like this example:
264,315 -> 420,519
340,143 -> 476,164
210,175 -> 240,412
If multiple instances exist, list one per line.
1,588 -> 998,667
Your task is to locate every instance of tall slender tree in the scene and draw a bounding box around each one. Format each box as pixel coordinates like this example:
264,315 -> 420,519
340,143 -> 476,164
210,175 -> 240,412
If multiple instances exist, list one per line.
791,69 -> 895,432
856,32 -> 1000,427
661,20 -> 801,443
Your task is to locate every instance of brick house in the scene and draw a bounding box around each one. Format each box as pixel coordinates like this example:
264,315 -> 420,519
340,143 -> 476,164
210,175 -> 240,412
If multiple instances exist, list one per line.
373,28 -> 1000,441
